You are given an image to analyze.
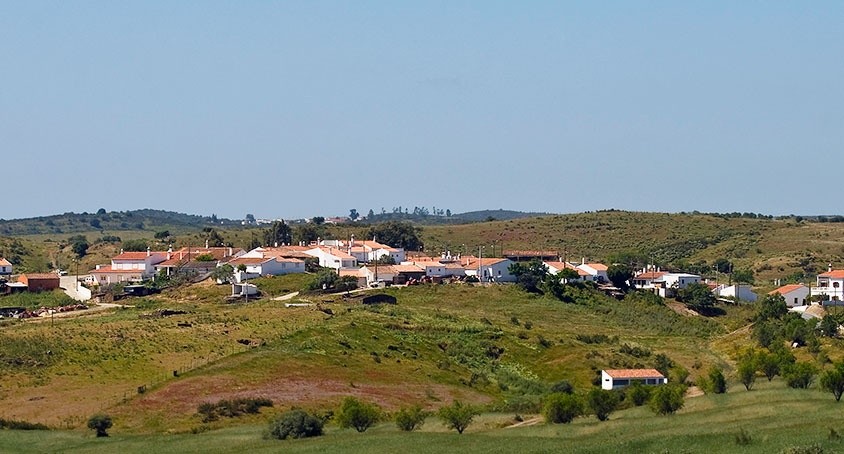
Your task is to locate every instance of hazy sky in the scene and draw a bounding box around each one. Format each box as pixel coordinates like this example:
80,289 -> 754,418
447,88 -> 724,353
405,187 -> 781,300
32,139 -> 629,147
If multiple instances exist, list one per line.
3,2 -> 843,220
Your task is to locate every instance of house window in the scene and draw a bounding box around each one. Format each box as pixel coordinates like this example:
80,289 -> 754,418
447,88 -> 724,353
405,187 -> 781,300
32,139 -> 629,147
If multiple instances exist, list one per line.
614,379 -> 629,386
794,297 -> 798,305
835,282 -> 840,288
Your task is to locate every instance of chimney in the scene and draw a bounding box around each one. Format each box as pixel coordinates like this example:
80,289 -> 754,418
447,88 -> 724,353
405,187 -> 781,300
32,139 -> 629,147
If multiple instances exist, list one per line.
179,252 -> 183,260
351,234 -> 355,247
146,247 -> 151,257
830,263 -> 834,272
228,247 -> 233,257
167,251 -> 171,260
582,257 -> 586,265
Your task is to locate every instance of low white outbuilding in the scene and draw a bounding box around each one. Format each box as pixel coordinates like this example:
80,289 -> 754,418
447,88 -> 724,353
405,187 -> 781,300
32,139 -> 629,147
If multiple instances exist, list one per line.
601,369 -> 668,390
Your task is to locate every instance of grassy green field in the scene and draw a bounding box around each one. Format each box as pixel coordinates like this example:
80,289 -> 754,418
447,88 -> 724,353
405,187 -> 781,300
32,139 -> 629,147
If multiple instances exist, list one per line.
2,381 -> 844,453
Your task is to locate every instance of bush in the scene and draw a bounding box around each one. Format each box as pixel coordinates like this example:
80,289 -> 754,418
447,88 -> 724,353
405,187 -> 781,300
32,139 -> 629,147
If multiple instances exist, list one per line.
337,397 -> 381,433
649,385 -> 685,415
197,397 -> 273,422
735,427 -> 752,446
550,380 -> 574,394
757,352 -> 780,381
705,367 -> 727,394
395,405 -> 428,432
627,382 -> 651,406
268,410 -> 324,440
820,362 -> 844,401
586,388 -> 620,421
543,393 -> 583,424
738,355 -> 758,391
87,414 -> 113,437
438,400 -> 479,434
783,362 -> 817,389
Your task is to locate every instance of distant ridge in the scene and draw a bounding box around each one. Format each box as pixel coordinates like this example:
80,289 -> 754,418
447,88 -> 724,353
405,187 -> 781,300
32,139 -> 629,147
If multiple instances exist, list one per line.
0,209 -> 236,236
451,209 -> 551,222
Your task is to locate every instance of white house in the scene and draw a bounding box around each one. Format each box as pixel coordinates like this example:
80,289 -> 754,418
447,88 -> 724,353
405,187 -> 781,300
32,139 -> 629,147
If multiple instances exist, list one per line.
90,249 -> 168,285
601,369 -> 667,390
463,257 -> 516,283
714,284 -> 758,302
770,284 -> 811,307
305,246 -> 357,270
543,261 -> 591,281
0,258 -> 12,277
812,268 -> 844,301
227,256 -> 305,283
658,273 -> 702,289
576,262 -> 609,283
631,270 -> 668,289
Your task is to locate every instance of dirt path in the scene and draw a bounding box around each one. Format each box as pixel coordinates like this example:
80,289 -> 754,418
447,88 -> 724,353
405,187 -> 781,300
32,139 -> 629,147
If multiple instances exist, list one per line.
504,417 -> 543,429
272,291 -> 300,301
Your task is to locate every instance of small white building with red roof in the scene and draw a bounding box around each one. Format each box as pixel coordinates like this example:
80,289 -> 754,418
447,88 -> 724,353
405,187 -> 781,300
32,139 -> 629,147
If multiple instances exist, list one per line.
813,267 -> 844,301
544,261 -> 592,282
769,284 -> 810,307
601,368 -> 667,390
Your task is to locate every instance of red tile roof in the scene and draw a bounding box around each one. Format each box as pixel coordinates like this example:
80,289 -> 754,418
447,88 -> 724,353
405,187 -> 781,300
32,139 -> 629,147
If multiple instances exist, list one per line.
90,265 -> 143,274
393,264 -> 425,273
0,258 -> 11,267
544,261 -> 590,276
228,257 -> 273,266
634,271 -> 667,280
819,270 -> 844,279
603,369 -> 665,379
769,284 -> 808,295
585,263 -> 608,271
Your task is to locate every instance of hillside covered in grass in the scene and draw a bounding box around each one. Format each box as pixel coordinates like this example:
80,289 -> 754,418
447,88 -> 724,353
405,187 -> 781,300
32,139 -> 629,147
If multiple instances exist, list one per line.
0,277 -> 768,433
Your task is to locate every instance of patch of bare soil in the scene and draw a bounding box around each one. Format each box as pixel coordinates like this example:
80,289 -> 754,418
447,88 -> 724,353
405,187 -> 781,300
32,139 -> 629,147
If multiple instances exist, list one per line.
667,302 -> 699,317
685,385 -> 704,398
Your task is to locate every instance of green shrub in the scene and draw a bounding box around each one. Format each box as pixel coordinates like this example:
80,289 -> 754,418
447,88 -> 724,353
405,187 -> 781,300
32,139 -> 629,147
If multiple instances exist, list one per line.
550,380 -> 574,394
649,385 -> 685,415
586,388 -> 620,421
268,410 -> 324,440
705,367 -> 727,394
87,414 -> 113,437
543,393 -> 582,424
783,362 -> 817,389
395,405 -> 428,432
735,427 -> 752,445
337,397 -> 381,433
438,400 -> 479,434
197,397 -> 273,422
627,382 -> 651,406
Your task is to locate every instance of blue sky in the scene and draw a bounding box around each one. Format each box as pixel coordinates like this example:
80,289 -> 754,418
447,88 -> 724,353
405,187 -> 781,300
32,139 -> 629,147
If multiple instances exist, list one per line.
3,2 -> 842,220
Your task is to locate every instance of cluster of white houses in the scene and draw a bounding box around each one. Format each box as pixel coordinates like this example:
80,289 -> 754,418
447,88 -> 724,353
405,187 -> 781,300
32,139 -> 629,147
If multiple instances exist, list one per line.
87,238 -> 617,288
81,239 -> 844,309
